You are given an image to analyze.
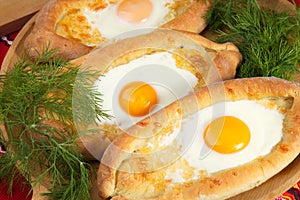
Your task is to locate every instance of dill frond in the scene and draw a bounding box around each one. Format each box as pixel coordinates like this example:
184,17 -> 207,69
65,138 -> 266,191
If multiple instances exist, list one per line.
0,46 -> 110,200
205,0 -> 300,80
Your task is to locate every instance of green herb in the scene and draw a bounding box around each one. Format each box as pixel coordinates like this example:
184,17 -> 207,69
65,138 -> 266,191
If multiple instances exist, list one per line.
205,0 -> 300,80
0,47 -> 110,200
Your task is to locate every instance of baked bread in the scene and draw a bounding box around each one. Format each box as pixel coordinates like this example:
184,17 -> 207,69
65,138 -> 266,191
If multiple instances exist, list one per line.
73,29 -> 242,160
97,77 -> 300,200
23,0 -> 211,60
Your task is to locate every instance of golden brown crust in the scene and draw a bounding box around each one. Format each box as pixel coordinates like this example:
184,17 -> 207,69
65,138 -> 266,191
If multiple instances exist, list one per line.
24,0 -> 92,60
177,31 -> 242,81
75,30 -> 241,86
97,77 -> 300,200
23,0 -> 212,60
161,0 -> 211,33
73,30 -> 241,161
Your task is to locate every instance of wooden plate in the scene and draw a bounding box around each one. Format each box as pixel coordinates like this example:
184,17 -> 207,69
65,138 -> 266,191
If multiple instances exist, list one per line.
1,1 -> 299,199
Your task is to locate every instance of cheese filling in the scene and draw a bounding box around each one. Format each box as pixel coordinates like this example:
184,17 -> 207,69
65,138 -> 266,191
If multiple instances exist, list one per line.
151,100 -> 285,183
55,0 -> 193,46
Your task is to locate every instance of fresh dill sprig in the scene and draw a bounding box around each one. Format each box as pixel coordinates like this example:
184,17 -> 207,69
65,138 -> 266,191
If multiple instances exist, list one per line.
0,46 -> 110,200
73,69 -> 112,127
205,0 -> 300,80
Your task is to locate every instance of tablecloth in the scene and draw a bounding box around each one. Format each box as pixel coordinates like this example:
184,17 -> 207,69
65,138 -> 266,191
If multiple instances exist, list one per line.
0,3 -> 300,199
1,30 -> 32,199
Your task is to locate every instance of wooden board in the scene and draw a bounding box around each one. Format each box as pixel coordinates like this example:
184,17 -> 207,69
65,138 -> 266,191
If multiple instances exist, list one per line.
0,0 -> 48,36
1,1 -> 299,199
230,156 -> 299,200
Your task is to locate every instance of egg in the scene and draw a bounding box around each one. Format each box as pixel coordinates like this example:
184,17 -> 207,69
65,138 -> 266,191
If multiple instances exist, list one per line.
117,0 -> 154,23
55,0 -> 194,46
83,0 -> 175,40
162,100 -> 284,182
203,115 -> 251,154
94,51 -> 198,130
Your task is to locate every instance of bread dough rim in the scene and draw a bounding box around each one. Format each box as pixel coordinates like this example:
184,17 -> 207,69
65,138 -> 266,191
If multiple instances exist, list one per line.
23,0 -> 212,60
97,77 -> 300,200
74,29 -> 242,161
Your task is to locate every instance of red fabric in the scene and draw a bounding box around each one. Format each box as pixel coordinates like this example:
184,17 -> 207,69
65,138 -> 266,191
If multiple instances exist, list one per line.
0,31 -> 18,65
0,32 -> 33,200
0,176 -> 32,200
0,1 -> 299,199
0,153 -> 32,200
291,0 -> 300,5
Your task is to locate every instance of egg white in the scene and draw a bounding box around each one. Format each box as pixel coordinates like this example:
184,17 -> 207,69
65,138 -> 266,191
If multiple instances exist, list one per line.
83,0 -> 174,39
83,0 -> 173,39
162,100 -> 284,182
94,51 -> 198,129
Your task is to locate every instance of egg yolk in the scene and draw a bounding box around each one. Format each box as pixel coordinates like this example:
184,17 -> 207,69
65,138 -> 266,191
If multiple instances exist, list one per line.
117,0 -> 153,23
119,81 -> 158,117
203,116 -> 250,154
